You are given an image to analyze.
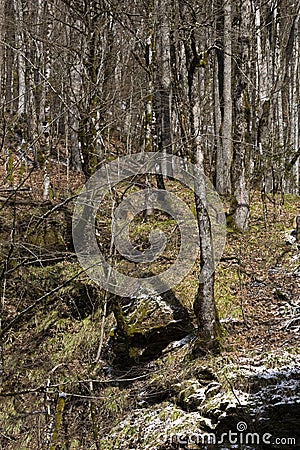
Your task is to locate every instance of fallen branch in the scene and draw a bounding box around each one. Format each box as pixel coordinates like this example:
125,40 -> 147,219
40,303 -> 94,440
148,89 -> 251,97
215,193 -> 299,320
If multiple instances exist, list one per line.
0,386 -> 43,397
5,252 -> 76,275
0,196 -> 49,206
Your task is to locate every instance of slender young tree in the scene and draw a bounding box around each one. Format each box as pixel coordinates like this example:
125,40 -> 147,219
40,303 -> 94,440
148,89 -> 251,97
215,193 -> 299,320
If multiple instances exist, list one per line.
231,0 -> 251,230
216,0 -> 233,196
179,0 -> 221,353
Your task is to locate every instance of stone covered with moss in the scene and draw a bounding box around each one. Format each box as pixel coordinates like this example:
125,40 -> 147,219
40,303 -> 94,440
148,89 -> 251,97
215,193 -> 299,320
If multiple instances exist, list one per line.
109,289 -> 194,365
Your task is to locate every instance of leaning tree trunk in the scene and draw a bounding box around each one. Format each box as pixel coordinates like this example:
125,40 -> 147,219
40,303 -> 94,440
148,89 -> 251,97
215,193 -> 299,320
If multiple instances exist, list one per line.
184,19 -> 221,354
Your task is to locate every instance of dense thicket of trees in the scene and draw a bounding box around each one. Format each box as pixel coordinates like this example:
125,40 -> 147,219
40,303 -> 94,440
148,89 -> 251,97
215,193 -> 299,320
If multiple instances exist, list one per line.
1,0 -> 300,353
1,0 -> 299,217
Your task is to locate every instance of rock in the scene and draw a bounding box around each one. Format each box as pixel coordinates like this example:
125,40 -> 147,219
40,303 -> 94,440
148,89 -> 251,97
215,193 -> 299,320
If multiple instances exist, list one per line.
100,354 -> 300,449
282,229 -> 297,245
244,365 -> 300,443
174,379 -> 222,412
100,403 -> 204,450
195,366 -> 218,384
109,289 -> 194,365
175,379 -> 207,411
205,382 -> 222,399
162,333 -> 196,354
215,355 -> 300,447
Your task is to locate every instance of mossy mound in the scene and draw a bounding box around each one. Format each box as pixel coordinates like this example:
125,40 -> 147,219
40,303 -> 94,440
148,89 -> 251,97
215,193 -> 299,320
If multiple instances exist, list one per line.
109,289 -> 194,366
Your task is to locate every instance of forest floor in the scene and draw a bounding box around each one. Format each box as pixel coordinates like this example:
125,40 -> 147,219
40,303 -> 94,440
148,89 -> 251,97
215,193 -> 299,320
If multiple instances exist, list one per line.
216,192 -> 300,357
0,159 -> 299,449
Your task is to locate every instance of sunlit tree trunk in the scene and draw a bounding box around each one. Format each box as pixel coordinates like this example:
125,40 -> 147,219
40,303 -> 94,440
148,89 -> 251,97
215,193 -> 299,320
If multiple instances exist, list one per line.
144,0 -> 154,154
79,14 -> 101,177
216,0 -> 232,195
289,17 -> 300,192
156,0 -> 173,156
0,1 -> 4,82
181,4 -> 221,353
231,0 -> 251,231
3,0 -> 16,110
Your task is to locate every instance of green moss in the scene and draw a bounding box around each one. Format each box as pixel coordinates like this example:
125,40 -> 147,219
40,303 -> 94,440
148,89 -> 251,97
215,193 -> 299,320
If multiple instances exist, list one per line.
36,310 -> 60,332
129,346 -> 140,358
6,147 -> 14,183
60,316 -> 99,360
215,265 -> 243,320
49,393 -> 66,450
195,51 -> 208,67
36,147 -> 45,165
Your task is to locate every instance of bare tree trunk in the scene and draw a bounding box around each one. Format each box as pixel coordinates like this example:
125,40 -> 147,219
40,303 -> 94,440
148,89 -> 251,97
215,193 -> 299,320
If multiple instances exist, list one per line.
156,0 -> 173,156
79,21 -> 100,177
183,11 -> 220,353
0,1 -> 4,80
213,51 -> 222,185
231,0 -> 251,231
4,0 -> 16,110
216,0 -> 232,195
15,1 -> 26,118
143,0 -> 154,156
290,18 -> 300,192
